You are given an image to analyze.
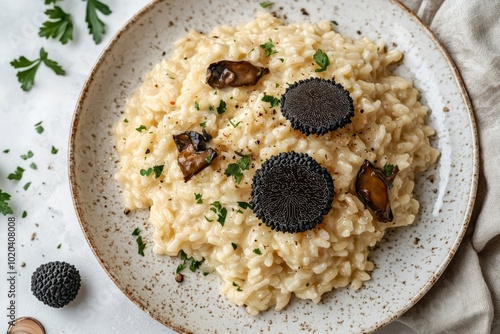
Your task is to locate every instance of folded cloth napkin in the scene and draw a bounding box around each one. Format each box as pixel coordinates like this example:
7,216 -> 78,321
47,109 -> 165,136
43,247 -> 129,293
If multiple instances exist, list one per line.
396,1 -> 500,333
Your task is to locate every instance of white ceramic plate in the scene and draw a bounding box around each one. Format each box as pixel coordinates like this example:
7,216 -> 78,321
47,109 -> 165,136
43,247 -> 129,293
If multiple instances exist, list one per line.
69,0 -> 478,332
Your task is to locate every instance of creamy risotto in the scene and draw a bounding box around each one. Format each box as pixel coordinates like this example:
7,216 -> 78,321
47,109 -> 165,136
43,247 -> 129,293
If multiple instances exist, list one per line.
114,13 -> 439,315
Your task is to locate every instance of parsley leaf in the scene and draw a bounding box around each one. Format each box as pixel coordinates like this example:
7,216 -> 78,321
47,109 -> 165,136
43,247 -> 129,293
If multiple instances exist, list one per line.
57,243 -> 62,249
194,193 -> 203,204
140,168 -> 153,176
34,121 -> 44,134
39,6 -> 74,44
30,163 -> 38,170
3,150 -> 9,153
231,242 -> 238,250
260,1 -> 274,8
253,248 -> 262,255
210,201 -> 227,226
45,0 -> 60,4
200,121 -> 207,129
23,182 -> 31,191
228,119 -> 240,128
225,155 -> 251,184
383,163 -> 395,177
313,49 -> 330,72
0,190 -> 14,216
10,48 -> 65,91
261,94 -> 280,108
194,101 -> 200,110
7,167 -> 25,181
260,38 -> 278,57
136,235 -> 146,256
237,201 -> 251,209
22,211 -> 27,218
216,100 -> 227,114
85,0 -> 112,44
153,165 -> 164,178
132,227 -> 141,236
232,281 -> 243,291
51,146 -> 59,154
20,151 -> 34,160
136,125 -> 146,132
331,20 -> 338,26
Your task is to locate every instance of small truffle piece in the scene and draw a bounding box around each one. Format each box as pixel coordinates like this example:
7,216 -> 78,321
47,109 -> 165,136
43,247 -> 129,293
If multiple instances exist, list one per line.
173,131 -> 217,182
355,160 -> 399,222
206,60 -> 269,89
251,151 -> 335,233
31,261 -> 81,308
280,77 -> 354,135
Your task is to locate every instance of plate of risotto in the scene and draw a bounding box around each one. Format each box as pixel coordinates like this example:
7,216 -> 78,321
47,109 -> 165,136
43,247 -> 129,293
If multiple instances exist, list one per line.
69,0 -> 478,332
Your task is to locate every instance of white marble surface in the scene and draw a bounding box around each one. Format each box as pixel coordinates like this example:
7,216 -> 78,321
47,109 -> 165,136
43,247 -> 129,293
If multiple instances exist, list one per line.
0,1 -> 415,333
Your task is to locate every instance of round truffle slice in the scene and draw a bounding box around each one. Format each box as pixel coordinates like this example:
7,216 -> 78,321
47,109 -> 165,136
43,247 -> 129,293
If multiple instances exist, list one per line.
251,151 -> 335,233
280,77 -> 354,135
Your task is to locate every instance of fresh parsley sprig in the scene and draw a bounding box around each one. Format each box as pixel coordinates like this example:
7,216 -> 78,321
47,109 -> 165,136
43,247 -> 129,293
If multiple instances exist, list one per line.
313,49 -> 330,72
260,38 -> 278,57
39,6 -> 74,44
260,2 -> 274,8
10,48 -> 65,92
85,0 -> 112,45
261,94 -> 280,108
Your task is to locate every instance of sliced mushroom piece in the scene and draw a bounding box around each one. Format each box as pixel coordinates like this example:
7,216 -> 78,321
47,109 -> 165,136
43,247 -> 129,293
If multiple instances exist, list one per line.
206,60 -> 269,89
355,160 -> 399,222
173,131 -> 217,182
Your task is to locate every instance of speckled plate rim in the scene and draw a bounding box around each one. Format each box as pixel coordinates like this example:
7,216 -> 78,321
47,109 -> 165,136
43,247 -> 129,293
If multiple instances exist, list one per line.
67,0 -> 480,332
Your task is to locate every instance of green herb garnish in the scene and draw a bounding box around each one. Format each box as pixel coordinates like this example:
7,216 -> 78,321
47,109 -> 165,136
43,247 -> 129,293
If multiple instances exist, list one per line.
253,248 -> 262,255
331,20 -> 338,26
228,119 -> 241,128
136,235 -> 146,256
21,151 -> 34,160
51,146 -> 59,154
30,163 -> 38,170
0,190 -> 14,216
260,38 -> 278,57
194,193 -> 203,204
210,201 -> 227,226
132,227 -> 141,236
313,49 -> 330,72
85,0 -> 112,44
11,48 -> 65,92
231,242 -> 238,250
140,168 -> 153,176
237,201 -> 251,209
261,94 -> 280,108
3,150 -> 9,154
200,121 -> 206,129
216,100 -> 227,114
383,163 -> 395,176
34,121 -> 44,134
7,167 -> 25,181
232,281 -> 243,291
57,243 -> 62,249
194,101 -> 200,110
22,211 -> 27,218
176,250 -> 204,274
23,182 -> 31,191
260,1 -> 274,8
153,165 -> 164,178
224,155 -> 251,184
39,6 -> 74,44
136,125 -> 146,132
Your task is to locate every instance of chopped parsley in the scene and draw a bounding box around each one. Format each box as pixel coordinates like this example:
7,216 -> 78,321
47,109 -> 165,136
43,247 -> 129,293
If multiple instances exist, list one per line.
22,211 -> 27,218
34,121 -> 44,134
237,201 -> 251,209
23,182 -> 31,191
10,49 -> 65,92
204,215 -> 213,222
232,281 -> 243,291
124,118 -> 129,123
7,167 -> 25,181
140,168 -> 153,176
57,243 -> 62,249
3,150 -> 9,154
331,20 -> 338,26
51,146 -> 59,154
153,165 -> 164,178
383,163 -> 395,176
216,99 -> 227,114
0,190 -> 14,216
224,155 -> 251,184
200,121 -> 207,129
176,250 -> 204,274
85,0 -> 112,44
136,235 -> 146,256
261,94 -> 280,108
313,49 -> 330,72
259,1 -> 274,8
39,5 -> 74,44
136,125 -> 147,132
205,156 -> 213,164
253,248 -> 262,255
228,119 -> 241,128
210,201 -> 227,226
208,105 -> 214,111
194,193 -> 203,204
231,242 -> 238,250
20,151 -> 34,160
132,227 -> 141,236
29,163 -> 38,170
194,101 -> 200,110
260,38 -> 278,57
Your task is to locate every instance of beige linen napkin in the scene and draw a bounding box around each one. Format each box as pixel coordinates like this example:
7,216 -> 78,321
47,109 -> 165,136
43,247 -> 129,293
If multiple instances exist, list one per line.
396,1 -> 500,333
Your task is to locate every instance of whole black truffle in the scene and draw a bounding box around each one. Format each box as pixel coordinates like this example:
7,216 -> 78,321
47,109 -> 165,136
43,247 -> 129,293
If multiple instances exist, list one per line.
251,151 -> 335,233
31,261 -> 81,308
280,77 -> 354,135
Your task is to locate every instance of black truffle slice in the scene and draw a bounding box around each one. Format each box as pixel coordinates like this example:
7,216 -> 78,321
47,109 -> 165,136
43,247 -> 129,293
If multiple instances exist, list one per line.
280,77 -> 354,135
31,261 -> 81,308
251,151 -> 335,233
